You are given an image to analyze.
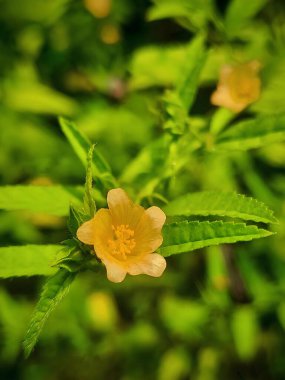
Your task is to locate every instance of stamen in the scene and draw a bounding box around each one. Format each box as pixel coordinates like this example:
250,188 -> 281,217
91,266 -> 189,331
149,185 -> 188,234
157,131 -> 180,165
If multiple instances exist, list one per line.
108,224 -> 136,259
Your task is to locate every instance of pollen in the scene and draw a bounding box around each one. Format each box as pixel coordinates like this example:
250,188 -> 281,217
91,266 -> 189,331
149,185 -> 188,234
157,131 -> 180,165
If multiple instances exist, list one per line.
108,224 -> 136,259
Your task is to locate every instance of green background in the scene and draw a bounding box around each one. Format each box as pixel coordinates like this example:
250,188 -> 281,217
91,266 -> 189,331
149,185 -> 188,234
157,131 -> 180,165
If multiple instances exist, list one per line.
0,0 -> 285,379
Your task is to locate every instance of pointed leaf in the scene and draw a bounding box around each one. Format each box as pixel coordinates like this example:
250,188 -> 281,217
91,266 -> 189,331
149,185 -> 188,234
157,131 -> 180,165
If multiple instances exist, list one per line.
0,245 -> 65,278
159,221 -> 273,256
59,118 -> 117,189
23,269 -> 75,357
164,191 -> 277,224
68,205 -> 90,236
177,35 -> 207,112
83,145 -> 96,216
216,114 -> 285,151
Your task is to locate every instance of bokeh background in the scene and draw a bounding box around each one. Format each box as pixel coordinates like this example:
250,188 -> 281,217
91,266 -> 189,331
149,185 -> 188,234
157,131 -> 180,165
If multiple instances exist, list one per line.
1,0 -> 285,379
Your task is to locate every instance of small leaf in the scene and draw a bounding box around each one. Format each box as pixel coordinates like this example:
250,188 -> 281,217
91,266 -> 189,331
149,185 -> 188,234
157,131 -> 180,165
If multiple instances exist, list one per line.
0,245 -> 65,278
159,221 -> 273,257
83,144 -> 96,216
59,118 -> 117,190
68,205 -> 90,236
164,191 -> 277,224
55,251 -> 100,273
23,269 -> 75,357
216,114 -> 285,151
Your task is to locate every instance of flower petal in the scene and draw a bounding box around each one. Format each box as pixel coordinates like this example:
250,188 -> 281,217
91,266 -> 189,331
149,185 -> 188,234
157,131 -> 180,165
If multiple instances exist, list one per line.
211,85 -> 245,113
102,259 -> 127,283
128,253 -> 166,277
77,218 -> 97,245
145,206 -> 166,230
107,188 -> 144,228
133,207 -> 166,254
91,209 -> 113,259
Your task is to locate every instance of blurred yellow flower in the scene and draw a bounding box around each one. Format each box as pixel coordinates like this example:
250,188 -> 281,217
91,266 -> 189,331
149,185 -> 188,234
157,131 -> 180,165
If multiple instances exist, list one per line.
100,24 -> 121,45
84,0 -> 112,18
77,188 -> 166,283
211,61 -> 261,113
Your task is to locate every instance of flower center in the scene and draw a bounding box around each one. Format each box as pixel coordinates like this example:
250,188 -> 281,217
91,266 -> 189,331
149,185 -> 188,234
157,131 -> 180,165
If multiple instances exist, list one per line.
108,224 -> 136,260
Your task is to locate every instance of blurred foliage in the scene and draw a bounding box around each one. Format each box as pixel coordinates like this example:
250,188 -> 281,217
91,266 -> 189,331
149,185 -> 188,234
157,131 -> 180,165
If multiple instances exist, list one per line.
0,0 -> 285,379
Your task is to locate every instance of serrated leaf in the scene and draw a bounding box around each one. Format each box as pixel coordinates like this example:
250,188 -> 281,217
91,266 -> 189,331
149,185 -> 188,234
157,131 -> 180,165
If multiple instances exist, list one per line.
158,221 -> 273,256
164,191 -> 277,224
0,245 -> 64,278
0,185 -> 83,216
23,269 -> 75,357
59,118 -> 117,190
216,114 -> 285,151
83,145 -> 96,216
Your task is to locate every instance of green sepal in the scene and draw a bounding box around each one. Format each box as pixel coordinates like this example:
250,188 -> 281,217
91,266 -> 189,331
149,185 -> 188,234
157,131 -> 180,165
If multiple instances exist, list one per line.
54,250 -> 100,273
83,144 -> 96,217
67,204 -> 90,236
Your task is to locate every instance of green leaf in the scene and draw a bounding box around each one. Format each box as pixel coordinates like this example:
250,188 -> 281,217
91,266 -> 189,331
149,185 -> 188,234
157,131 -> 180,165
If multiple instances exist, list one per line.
176,35 -> 207,112
121,135 -> 201,199
0,185 -> 83,216
83,144 -> 96,216
55,250 -> 100,273
120,135 -> 172,184
147,0 -> 192,22
159,221 -> 273,257
231,306 -> 259,360
225,0 -> 268,37
59,118 -> 117,190
147,0 -> 214,30
210,108 -> 236,135
163,191 -> 277,224
0,245 -> 65,278
162,36 -> 207,134
23,269 -> 75,357
4,82 -> 78,115
68,205 -> 90,236
129,45 -> 186,90
216,114 -> 285,151
250,57 -> 285,115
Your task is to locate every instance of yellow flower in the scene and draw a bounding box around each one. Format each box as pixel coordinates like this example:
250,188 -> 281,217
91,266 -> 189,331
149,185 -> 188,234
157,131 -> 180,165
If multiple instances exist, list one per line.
84,0 -> 112,19
77,188 -> 167,283
211,61 -> 261,113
